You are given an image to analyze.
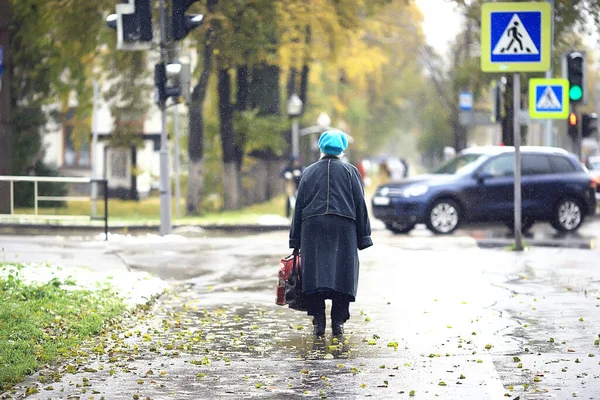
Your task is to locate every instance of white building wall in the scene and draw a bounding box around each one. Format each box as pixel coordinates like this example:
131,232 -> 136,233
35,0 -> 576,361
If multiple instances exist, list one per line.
40,50 -> 195,189
144,107 -> 162,133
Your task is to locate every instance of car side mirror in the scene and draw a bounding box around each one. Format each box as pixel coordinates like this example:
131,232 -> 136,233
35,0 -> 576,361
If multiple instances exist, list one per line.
475,171 -> 493,183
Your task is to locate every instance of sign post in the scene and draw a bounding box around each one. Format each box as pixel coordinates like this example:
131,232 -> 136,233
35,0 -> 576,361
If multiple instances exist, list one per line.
513,73 -> 522,250
0,45 -> 4,91
481,2 -> 552,251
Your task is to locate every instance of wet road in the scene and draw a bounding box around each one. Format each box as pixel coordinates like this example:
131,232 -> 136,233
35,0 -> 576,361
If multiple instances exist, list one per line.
2,226 -> 600,399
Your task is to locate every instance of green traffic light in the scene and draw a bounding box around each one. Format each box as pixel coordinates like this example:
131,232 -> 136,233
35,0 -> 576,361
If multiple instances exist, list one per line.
569,85 -> 583,101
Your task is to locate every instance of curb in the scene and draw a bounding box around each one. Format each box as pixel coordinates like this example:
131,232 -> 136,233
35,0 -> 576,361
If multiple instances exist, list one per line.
475,237 -> 595,250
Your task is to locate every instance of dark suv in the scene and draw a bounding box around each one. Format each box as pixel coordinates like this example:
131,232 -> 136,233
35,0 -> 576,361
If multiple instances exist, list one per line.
372,147 -> 597,234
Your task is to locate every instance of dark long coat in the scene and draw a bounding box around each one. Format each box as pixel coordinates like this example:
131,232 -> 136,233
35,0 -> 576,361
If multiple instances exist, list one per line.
289,156 -> 373,301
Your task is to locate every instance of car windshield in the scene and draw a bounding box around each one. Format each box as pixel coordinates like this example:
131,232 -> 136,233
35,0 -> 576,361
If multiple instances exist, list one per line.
588,160 -> 600,171
432,153 -> 489,175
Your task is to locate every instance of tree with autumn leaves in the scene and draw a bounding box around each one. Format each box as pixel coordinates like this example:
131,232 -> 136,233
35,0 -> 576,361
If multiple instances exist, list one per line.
6,0 -> 598,214
2,0 -> 426,213
185,0 -> 428,211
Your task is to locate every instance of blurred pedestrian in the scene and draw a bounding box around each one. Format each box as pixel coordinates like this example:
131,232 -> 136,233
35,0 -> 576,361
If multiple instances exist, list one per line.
378,161 -> 391,184
356,159 -> 366,183
289,131 -> 373,337
281,156 -> 303,217
400,158 -> 409,178
345,154 -> 366,184
443,146 -> 456,161
389,159 -> 406,181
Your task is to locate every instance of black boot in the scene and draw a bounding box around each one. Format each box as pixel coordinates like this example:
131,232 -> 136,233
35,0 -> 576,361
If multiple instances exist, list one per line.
331,321 -> 344,336
313,315 -> 326,337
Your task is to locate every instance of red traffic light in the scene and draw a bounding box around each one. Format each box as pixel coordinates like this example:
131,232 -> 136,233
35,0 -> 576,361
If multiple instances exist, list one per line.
568,113 -> 578,126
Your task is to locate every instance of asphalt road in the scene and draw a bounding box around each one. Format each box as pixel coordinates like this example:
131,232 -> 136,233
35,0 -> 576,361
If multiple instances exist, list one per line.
372,216 -> 600,250
2,225 -> 600,399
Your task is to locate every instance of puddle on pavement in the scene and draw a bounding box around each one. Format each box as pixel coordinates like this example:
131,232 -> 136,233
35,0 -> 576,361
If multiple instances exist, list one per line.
151,286 -> 370,362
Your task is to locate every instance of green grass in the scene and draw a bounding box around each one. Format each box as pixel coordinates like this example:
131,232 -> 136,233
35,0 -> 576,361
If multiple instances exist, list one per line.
0,266 -> 126,391
11,195 -> 288,225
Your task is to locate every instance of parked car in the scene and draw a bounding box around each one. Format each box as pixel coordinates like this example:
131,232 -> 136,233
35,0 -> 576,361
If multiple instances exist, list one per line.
372,146 -> 597,234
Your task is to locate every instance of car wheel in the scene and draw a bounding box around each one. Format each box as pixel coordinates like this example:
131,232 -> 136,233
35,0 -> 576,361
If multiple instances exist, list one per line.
551,198 -> 584,232
505,219 -> 535,232
385,221 -> 416,234
426,199 -> 461,235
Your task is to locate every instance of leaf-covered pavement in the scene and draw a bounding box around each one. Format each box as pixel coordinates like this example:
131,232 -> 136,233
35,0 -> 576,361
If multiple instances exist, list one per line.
2,231 -> 600,399
2,282 -> 511,400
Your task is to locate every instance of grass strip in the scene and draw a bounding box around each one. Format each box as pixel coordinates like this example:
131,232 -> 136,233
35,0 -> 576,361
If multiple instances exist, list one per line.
12,195 -> 288,225
0,267 -> 126,391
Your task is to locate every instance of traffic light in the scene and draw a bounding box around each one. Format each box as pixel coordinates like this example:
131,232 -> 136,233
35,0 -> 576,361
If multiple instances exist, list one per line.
582,113 -> 598,138
155,63 -> 192,105
106,0 -> 153,51
567,112 -> 578,139
172,0 -> 204,41
155,63 -> 181,106
566,51 -> 585,104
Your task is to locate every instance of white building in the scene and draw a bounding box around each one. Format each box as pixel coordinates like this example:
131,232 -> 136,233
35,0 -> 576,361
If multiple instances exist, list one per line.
41,82 -> 176,199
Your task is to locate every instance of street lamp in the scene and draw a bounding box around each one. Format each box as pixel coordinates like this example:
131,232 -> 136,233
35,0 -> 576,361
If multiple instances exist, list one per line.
287,94 -> 303,158
317,112 -> 331,129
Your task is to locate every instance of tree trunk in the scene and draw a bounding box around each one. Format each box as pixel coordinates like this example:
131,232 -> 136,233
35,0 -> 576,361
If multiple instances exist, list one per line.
299,65 -> 309,110
236,66 -> 250,111
250,63 -> 280,116
453,18 -> 471,152
185,0 -> 217,215
0,0 -> 13,213
287,67 -> 297,100
300,25 -> 311,110
186,160 -> 204,214
234,65 -> 249,191
453,119 -> 467,151
218,67 -> 240,210
222,161 -> 240,209
266,160 -> 281,200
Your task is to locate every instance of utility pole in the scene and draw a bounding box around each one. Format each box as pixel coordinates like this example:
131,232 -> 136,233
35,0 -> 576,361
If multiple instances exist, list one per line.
107,0 -> 202,235
91,80 -> 100,217
173,103 -> 181,218
158,0 -> 172,235
0,0 -> 13,214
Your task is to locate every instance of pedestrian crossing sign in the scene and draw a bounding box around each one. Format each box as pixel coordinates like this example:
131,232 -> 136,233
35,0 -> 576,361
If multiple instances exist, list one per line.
481,2 -> 551,72
529,79 -> 569,119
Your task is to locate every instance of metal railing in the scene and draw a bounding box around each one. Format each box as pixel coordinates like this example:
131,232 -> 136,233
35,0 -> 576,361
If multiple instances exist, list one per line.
0,176 -> 109,240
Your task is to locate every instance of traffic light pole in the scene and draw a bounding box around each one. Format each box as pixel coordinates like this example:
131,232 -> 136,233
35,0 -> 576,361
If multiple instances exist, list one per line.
158,0 -> 172,236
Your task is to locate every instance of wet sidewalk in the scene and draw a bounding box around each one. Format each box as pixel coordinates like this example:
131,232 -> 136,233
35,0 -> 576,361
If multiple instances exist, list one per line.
4,284 -> 508,400
3,232 -> 600,399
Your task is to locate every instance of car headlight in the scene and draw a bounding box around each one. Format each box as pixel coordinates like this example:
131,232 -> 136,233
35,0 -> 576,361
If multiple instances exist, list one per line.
402,184 -> 428,198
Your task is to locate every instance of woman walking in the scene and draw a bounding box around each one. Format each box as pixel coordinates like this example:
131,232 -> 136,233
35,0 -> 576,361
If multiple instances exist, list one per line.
289,131 -> 373,337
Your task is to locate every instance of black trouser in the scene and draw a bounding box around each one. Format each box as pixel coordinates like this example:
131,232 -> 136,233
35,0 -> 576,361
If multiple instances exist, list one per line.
305,291 -> 351,323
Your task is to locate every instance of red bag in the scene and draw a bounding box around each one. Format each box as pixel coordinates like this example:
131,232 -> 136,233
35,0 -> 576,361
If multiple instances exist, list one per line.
276,252 -> 301,306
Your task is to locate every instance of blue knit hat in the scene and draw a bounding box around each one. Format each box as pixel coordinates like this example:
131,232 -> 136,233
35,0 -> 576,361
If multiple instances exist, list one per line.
318,131 -> 348,155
